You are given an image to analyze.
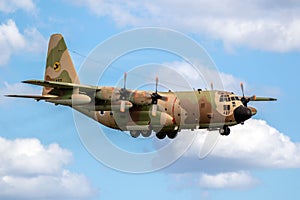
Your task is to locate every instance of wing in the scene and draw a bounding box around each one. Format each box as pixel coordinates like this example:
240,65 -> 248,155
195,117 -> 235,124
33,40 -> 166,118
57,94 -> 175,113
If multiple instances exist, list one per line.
10,80 -> 154,111
251,96 -> 277,101
238,95 -> 277,102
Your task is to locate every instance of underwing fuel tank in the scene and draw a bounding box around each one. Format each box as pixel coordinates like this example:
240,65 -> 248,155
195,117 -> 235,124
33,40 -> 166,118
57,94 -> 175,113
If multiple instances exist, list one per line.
47,94 -> 91,106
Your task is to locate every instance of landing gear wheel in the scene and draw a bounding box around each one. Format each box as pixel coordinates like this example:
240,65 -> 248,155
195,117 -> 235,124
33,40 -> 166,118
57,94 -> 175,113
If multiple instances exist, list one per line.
156,132 -> 166,140
219,126 -> 231,136
130,130 -> 140,138
167,131 -> 178,139
141,130 -> 152,137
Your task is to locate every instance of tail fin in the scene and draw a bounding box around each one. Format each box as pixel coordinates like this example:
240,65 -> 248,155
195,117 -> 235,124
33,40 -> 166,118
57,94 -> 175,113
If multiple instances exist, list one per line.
43,34 -> 80,95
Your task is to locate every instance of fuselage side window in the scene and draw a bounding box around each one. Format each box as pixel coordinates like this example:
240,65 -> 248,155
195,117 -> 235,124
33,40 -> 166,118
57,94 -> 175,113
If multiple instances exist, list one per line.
223,104 -> 231,115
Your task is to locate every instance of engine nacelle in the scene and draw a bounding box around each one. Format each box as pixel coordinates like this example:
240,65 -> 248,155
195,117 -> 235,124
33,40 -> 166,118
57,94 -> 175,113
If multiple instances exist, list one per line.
47,94 -> 91,106
95,87 -> 115,101
111,100 -> 133,111
129,91 -> 152,105
71,94 -> 91,105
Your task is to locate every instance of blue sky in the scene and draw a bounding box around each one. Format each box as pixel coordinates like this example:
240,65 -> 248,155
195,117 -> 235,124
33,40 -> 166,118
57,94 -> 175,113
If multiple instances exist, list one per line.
0,0 -> 300,199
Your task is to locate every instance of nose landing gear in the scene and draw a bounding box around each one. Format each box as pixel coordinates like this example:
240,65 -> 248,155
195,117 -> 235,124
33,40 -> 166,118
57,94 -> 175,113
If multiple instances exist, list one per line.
219,125 -> 230,136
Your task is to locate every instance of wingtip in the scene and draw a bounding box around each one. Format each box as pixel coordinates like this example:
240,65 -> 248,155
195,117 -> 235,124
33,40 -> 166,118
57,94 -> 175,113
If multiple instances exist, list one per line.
22,80 -> 36,84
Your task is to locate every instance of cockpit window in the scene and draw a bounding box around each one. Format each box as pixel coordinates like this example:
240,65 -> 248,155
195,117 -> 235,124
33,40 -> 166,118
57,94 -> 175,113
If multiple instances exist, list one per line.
219,94 -> 231,102
219,95 -> 225,102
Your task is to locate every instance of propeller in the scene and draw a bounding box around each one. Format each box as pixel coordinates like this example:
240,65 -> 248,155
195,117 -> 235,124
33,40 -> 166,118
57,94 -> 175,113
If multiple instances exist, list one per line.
151,77 -> 167,116
210,82 -> 214,90
240,82 -> 256,107
119,72 -> 130,112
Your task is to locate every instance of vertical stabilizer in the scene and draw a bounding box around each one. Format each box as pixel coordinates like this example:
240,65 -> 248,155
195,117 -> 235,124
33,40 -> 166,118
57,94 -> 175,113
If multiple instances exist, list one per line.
43,34 -> 79,95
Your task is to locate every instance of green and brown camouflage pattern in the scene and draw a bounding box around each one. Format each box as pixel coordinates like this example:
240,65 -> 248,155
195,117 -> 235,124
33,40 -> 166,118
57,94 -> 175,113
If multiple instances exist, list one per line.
6,34 -> 277,138
42,34 -> 79,96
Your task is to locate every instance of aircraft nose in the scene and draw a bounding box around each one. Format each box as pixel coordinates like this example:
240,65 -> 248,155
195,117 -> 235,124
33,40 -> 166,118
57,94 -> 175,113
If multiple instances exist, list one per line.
234,105 -> 252,124
248,106 -> 257,116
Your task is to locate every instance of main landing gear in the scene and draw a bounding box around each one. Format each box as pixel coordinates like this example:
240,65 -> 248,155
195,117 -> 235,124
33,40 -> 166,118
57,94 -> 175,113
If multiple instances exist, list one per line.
130,130 -> 178,139
129,130 -> 152,138
156,131 -> 178,140
219,125 -> 230,136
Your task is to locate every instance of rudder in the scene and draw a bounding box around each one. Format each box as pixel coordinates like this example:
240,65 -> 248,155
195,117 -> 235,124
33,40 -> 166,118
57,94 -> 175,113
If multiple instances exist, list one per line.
43,34 -> 79,95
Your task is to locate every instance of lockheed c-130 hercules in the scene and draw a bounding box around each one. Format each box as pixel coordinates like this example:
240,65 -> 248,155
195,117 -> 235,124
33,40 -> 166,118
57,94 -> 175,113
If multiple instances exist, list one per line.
6,34 -> 277,139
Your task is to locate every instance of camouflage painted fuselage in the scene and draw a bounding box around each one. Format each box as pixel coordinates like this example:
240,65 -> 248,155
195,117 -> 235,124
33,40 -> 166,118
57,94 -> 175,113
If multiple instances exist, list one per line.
76,88 -> 246,133
7,33 -> 276,138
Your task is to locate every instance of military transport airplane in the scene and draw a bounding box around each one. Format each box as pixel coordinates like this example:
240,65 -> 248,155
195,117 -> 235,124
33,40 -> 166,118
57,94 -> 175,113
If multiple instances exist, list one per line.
6,34 -> 277,139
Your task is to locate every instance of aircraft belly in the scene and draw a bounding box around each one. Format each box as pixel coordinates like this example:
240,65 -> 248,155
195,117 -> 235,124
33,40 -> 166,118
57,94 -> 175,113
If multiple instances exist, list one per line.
96,111 -> 119,129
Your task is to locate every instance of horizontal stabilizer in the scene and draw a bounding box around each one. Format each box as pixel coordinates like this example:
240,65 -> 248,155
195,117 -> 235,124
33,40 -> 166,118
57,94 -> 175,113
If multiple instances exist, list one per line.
22,80 -> 100,93
5,94 -> 58,100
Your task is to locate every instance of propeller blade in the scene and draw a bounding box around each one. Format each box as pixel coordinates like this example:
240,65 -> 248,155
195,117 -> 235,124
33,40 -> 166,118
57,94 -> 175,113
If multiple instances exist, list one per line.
240,82 -> 245,98
120,100 -> 126,112
150,76 -> 167,115
155,76 -> 158,93
119,72 -> 129,101
119,72 -> 128,111
152,104 -> 157,116
240,82 -> 250,107
210,82 -> 214,90
151,76 -> 160,105
123,72 -> 127,89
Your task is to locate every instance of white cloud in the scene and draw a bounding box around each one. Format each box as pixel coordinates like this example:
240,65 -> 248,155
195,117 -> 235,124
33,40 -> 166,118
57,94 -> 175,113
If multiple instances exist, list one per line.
186,119 -> 300,169
0,19 -> 46,66
23,28 -> 47,53
0,137 -> 96,200
69,0 -> 300,52
164,119 -> 300,175
0,137 -> 71,175
199,171 -> 258,189
0,0 -> 35,13
0,19 -> 25,65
